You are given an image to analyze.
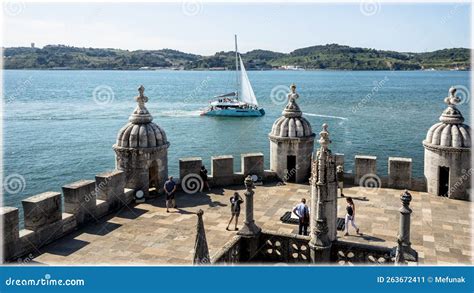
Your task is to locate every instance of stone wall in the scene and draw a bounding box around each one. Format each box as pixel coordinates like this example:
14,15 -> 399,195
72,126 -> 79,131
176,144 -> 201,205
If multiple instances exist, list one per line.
178,153 -> 278,189
1,170 -> 134,263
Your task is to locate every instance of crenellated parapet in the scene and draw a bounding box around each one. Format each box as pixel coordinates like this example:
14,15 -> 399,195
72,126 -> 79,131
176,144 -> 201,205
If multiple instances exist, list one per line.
178,153 -> 277,189
1,170 -> 134,263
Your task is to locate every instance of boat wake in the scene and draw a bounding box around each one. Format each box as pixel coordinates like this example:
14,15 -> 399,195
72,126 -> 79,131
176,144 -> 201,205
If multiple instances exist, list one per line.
303,112 -> 348,121
158,110 -> 202,117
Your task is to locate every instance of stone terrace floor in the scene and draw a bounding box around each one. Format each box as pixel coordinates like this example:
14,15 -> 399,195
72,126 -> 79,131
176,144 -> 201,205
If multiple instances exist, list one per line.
31,183 -> 472,265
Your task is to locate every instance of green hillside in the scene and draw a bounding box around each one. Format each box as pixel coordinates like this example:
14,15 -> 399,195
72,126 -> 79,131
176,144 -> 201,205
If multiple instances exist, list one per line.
3,44 -> 470,70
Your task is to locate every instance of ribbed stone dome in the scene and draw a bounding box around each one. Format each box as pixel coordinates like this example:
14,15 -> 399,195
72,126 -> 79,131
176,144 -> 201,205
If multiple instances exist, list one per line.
269,84 -> 314,138
424,87 -> 471,148
115,85 -> 169,148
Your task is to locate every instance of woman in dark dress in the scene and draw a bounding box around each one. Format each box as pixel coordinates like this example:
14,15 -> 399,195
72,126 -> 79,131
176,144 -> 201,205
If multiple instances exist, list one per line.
226,192 -> 243,231
200,165 -> 210,191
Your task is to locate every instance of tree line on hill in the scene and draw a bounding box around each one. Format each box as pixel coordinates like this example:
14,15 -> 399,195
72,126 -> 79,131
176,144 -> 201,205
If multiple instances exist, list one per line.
3,43 -> 470,70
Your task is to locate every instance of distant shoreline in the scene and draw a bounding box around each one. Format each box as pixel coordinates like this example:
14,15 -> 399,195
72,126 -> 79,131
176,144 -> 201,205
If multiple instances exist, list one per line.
4,44 -> 470,71
3,68 -> 470,72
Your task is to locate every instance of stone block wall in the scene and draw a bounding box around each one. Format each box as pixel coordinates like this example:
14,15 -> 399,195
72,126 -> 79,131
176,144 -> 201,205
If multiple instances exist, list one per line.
179,157 -> 202,180
241,153 -> 264,178
21,192 -> 62,231
354,155 -> 377,185
388,157 -> 412,189
211,155 -> 234,186
178,153 -> 276,188
1,170 -> 132,263
62,180 -> 96,226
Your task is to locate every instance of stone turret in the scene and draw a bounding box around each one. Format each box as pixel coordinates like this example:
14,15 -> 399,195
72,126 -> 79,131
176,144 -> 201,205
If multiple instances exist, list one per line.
113,85 -> 170,198
423,87 -> 471,200
309,124 -> 338,263
268,84 -> 315,183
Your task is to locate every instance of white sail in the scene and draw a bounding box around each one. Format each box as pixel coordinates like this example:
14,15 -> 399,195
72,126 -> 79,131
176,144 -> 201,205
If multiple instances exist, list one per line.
239,56 -> 258,106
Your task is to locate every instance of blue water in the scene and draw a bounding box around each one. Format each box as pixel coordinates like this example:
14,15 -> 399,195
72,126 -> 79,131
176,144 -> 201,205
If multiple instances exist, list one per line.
3,70 -> 470,215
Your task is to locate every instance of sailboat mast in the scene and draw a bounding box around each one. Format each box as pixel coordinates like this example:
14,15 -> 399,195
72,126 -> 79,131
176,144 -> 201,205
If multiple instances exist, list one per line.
235,34 -> 239,99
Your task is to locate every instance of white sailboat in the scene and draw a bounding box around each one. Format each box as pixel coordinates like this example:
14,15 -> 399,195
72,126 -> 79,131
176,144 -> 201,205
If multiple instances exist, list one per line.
201,35 -> 265,117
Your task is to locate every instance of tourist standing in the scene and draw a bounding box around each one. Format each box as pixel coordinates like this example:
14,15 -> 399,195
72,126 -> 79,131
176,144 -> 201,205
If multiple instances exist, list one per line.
200,165 -> 210,191
164,176 -> 177,213
336,165 -> 344,197
344,197 -> 361,236
292,198 -> 309,236
226,192 -> 243,231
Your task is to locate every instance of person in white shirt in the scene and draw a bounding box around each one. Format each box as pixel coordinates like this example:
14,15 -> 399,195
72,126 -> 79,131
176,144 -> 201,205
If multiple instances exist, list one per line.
292,198 -> 309,235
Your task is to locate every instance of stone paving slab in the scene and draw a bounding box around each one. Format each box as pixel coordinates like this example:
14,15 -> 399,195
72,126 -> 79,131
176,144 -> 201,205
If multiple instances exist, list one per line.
31,183 -> 472,265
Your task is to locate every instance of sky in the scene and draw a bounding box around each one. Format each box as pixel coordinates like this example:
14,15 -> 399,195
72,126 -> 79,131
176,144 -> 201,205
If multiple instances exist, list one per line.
2,2 -> 471,55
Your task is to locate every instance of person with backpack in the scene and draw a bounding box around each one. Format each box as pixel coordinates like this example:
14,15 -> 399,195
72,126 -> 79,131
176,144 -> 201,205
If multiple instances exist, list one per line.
226,192 -> 243,231
292,198 -> 309,236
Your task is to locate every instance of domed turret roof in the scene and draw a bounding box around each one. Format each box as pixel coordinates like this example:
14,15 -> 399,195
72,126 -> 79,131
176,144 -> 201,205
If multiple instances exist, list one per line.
269,84 -> 314,139
424,87 -> 471,149
115,86 -> 169,149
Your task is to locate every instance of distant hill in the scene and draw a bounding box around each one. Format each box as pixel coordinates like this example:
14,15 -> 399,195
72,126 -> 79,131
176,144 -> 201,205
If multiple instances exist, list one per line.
3,44 -> 471,70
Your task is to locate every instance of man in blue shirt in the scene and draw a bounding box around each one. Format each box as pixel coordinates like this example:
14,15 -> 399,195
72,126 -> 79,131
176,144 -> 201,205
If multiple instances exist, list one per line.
164,176 -> 177,213
292,198 -> 309,235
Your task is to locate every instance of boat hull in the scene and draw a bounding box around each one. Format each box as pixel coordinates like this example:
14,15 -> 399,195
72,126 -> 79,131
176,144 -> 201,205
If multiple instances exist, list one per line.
202,108 -> 265,117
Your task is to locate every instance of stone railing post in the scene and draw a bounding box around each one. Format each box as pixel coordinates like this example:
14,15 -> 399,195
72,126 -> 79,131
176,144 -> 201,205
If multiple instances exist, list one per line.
395,190 -> 418,264
238,175 -> 261,237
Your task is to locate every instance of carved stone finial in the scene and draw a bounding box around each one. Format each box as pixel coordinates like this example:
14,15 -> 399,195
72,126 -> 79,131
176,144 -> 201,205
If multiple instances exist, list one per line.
444,86 -> 461,106
400,190 -> 412,208
197,209 -> 204,217
244,175 -> 253,190
318,123 -> 330,150
129,85 -> 152,124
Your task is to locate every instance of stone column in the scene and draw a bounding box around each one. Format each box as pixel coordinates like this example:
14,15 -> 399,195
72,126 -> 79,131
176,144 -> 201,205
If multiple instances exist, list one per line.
238,175 -> 261,237
395,190 -> 418,264
309,124 -> 333,263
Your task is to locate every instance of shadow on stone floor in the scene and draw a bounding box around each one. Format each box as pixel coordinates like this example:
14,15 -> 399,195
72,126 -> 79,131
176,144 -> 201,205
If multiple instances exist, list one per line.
41,238 -> 90,257
82,221 -> 122,236
115,206 -> 148,220
148,191 -> 230,210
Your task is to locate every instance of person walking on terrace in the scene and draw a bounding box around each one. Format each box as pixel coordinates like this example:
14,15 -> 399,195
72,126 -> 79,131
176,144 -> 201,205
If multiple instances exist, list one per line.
344,197 -> 361,236
164,176 -> 177,213
336,165 -> 345,197
293,198 -> 310,236
226,192 -> 243,231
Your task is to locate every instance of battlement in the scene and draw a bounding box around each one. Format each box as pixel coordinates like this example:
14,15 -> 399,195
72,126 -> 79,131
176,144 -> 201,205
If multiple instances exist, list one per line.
1,152 -> 424,263
1,170 -> 134,262
179,153 -> 278,189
